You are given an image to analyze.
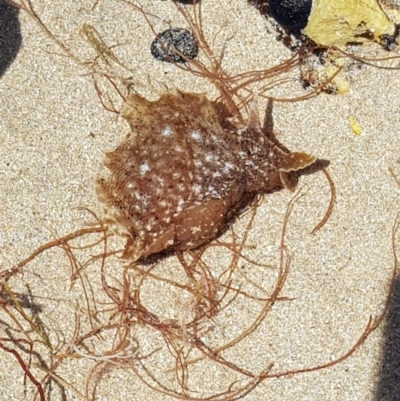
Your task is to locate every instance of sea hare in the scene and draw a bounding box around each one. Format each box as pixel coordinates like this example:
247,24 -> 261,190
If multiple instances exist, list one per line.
96,90 -> 317,261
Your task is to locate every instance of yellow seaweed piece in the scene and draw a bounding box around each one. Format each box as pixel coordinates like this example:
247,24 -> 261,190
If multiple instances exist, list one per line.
325,61 -> 349,94
349,115 -> 361,135
305,0 -> 395,46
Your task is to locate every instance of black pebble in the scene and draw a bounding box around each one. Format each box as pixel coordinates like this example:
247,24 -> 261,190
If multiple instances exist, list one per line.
269,0 -> 312,31
150,28 -> 198,63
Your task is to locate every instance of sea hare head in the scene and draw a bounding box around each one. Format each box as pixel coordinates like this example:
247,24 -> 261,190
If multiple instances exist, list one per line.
96,90 -> 317,260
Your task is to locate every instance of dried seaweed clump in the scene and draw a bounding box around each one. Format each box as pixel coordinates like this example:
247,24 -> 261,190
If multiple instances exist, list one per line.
96,89 -> 317,261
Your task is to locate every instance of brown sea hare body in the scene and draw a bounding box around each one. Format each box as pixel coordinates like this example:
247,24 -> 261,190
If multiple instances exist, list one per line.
96,90 -> 316,260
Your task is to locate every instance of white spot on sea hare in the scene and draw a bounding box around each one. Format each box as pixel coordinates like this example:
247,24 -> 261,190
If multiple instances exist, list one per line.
139,162 -> 150,175
190,130 -> 202,140
161,125 -> 172,136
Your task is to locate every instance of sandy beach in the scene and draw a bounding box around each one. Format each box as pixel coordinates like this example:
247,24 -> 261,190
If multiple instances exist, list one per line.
1,1 -> 400,400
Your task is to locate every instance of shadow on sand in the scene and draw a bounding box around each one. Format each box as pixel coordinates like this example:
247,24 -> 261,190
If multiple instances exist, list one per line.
0,0 -> 22,78
375,274 -> 400,401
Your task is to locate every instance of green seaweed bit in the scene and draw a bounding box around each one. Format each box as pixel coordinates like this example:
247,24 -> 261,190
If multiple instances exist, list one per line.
80,23 -> 131,71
